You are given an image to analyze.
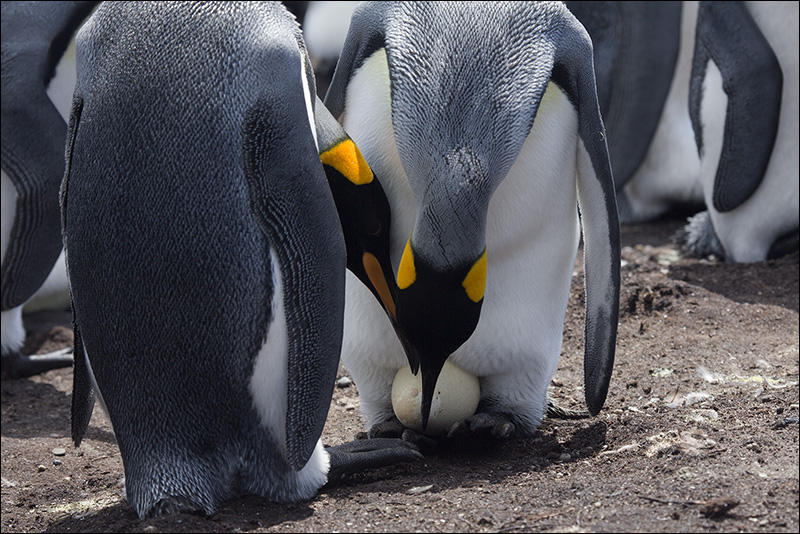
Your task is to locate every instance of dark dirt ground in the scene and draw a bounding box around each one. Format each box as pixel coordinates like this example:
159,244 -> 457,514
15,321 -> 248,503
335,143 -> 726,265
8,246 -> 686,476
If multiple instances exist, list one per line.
2,215 -> 798,533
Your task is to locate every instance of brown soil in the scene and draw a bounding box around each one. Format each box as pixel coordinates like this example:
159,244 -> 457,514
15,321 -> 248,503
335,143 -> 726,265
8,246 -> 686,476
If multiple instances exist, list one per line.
2,216 -> 798,533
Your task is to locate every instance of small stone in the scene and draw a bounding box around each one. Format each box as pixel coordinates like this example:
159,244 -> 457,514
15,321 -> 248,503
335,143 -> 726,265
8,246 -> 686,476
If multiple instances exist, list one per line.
53,459 -> 63,466
37,465 -> 47,472
336,376 -> 353,388
405,484 -> 433,495
52,447 -> 66,456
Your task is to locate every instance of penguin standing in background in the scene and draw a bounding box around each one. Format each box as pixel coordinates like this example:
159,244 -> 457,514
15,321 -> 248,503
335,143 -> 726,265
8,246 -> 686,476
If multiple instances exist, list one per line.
301,1 -> 360,98
64,2 -> 419,519
325,1 -> 620,439
685,1 -> 799,262
566,1 -> 705,223
1,1 -> 98,379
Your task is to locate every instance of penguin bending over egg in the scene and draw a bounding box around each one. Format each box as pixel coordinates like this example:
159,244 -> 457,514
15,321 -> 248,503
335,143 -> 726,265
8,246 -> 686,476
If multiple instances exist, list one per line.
1,1 -> 98,379
685,1 -> 798,262
64,1 -> 419,519
325,1 -> 620,439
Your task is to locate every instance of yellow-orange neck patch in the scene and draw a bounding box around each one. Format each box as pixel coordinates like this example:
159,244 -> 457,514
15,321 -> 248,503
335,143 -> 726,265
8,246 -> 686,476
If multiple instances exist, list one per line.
462,249 -> 487,302
397,239 -> 416,290
320,139 -> 373,185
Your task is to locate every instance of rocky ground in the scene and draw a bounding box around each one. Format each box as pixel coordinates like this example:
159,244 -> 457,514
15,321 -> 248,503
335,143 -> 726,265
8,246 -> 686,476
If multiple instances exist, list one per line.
2,215 -> 798,533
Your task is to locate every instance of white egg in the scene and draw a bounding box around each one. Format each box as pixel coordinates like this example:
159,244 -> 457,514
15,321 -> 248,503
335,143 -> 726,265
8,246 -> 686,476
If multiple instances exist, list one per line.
391,360 -> 481,436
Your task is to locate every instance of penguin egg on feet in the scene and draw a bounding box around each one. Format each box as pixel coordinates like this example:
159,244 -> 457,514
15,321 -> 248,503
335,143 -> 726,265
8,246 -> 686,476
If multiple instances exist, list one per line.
391,360 -> 480,436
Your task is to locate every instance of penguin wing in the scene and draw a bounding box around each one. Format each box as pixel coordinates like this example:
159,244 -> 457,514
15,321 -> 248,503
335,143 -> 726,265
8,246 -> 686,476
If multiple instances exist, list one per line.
242,92 -> 347,471
61,94 -> 95,447
552,19 -> 621,415
567,1 -> 682,190
689,1 -> 782,213
323,1 -> 390,119
0,1 -> 97,310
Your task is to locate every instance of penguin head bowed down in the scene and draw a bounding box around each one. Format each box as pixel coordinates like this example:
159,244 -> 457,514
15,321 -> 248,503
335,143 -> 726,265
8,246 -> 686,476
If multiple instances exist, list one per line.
63,2 -> 417,519
326,1 -> 621,432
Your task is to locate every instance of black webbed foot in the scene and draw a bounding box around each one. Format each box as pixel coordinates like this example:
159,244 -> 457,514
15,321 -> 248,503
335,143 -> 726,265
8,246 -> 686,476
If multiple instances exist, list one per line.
447,412 -> 516,440
325,438 -> 422,486
1,347 -> 73,380
359,411 -> 518,455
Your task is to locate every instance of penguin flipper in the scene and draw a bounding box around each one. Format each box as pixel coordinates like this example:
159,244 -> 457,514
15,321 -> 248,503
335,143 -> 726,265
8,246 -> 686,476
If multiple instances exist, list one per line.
60,92 -> 95,447
567,1 -> 682,190
325,438 -> 422,486
689,1 -> 783,213
552,21 -> 621,416
0,83 -> 68,311
70,321 -> 94,447
243,93 -> 346,472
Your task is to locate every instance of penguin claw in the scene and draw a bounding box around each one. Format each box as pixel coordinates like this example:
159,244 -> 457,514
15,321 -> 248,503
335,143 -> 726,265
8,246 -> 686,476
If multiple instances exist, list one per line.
401,429 -> 441,450
464,412 -> 516,439
446,420 -> 469,439
365,417 -> 407,439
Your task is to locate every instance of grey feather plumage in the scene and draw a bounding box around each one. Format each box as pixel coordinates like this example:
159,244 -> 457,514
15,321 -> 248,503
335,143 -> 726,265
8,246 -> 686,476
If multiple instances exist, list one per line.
65,1 -> 344,517
326,1 -> 620,435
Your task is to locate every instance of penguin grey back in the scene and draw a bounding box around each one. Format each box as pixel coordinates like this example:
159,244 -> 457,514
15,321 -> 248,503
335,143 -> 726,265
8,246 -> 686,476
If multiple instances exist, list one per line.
64,1 -> 345,517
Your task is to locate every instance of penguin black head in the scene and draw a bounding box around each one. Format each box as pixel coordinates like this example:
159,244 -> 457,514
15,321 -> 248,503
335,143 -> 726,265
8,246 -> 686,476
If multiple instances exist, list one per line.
395,239 -> 486,430
314,96 -> 428,378
320,140 -> 395,313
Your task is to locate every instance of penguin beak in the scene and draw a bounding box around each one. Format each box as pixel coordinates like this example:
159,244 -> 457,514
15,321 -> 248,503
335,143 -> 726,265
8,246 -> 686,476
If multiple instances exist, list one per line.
395,242 -> 486,430
417,349 -> 448,431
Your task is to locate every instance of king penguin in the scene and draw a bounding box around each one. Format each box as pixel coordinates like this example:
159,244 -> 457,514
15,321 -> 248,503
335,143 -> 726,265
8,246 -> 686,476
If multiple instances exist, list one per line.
685,1 -> 799,262
1,1 -> 98,379
325,1 -> 620,438
63,1 -> 419,519
301,1 -> 360,98
566,1 -> 705,224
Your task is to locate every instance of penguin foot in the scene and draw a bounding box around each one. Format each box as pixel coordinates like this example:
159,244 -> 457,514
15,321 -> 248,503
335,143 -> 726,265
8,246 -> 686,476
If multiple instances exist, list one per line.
1,347 -> 73,380
360,417 -> 408,439
394,412 -> 517,454
359,413 -> 517,454
325,438 -> 423,486
446,412 -> 516,440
